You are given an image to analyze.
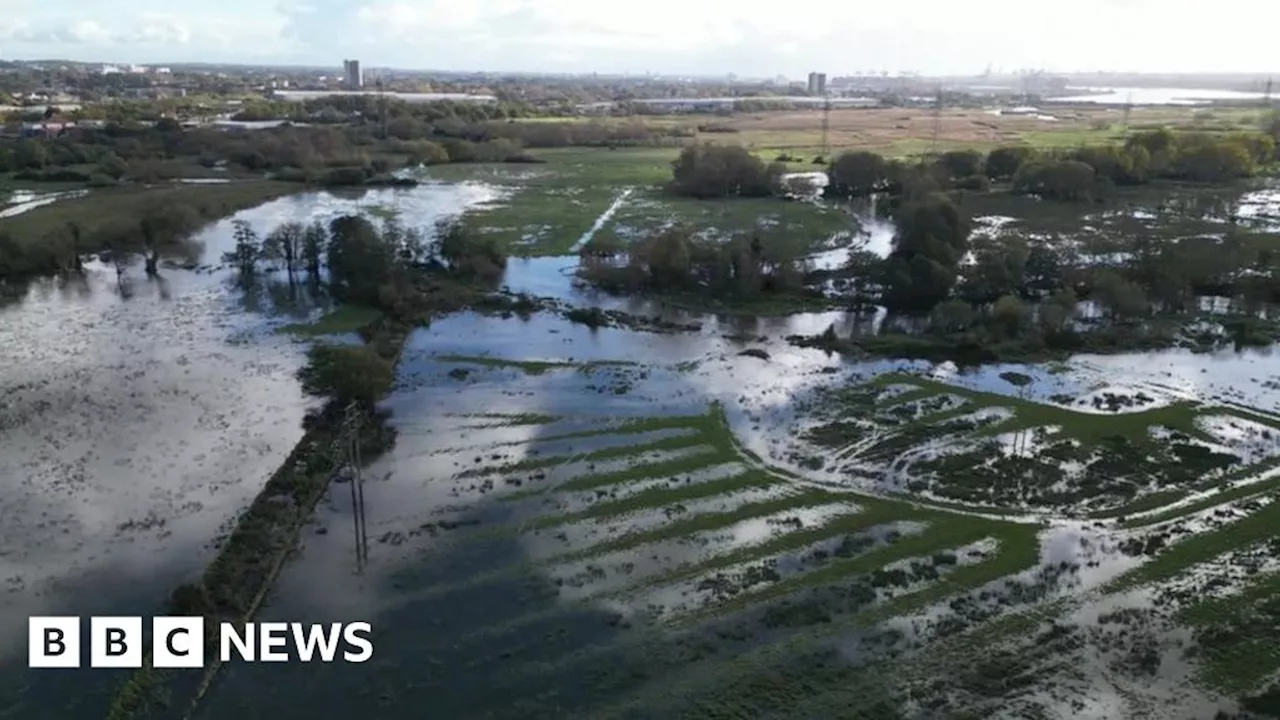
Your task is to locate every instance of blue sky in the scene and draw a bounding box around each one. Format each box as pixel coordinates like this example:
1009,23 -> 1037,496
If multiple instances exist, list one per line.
1,0 -> 1277,77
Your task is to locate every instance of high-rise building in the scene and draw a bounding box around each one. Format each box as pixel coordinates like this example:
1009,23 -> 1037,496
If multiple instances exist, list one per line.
343,59 -> 363,90
807,72 -> 827,96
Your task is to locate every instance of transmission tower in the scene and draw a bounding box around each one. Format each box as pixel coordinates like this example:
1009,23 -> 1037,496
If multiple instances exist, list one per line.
1265,77 -> 1274,109
820,93 -> 832,159
929,86 -> 943,159
1122,91 -> 1133,133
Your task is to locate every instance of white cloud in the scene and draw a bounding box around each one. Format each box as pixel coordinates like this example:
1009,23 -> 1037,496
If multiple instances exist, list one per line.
1,0 -> 1278,73
126,14 -> 192,44
57,20 -> 113,44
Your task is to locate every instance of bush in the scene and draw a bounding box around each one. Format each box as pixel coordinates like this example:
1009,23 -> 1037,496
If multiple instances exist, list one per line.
986,146 -> 1035,180
953,174 -> 990,191
406,141 -> 449,166
275,166 -> 311,183
321,166 -> 369,186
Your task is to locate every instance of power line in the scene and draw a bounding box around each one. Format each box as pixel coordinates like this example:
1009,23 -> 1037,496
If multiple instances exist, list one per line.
340,401 -> 369,573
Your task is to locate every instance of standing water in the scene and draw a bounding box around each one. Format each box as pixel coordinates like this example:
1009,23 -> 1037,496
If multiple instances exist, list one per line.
0,182 -> 501,717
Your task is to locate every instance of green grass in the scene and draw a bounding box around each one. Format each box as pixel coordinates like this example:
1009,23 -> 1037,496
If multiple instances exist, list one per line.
1120,458 -> 1280,528
2,180 -> 298,240
435,353 -> 636,375
277,305 -> 382,336
1178,571 -> 1280,693
871,374 -> 1210,446
1107,493 -> 1280,592
588,186 -> 853,256
678,507 -> 1031,625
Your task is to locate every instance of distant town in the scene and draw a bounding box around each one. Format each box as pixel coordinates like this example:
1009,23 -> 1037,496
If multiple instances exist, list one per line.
1,57 -> 1275,137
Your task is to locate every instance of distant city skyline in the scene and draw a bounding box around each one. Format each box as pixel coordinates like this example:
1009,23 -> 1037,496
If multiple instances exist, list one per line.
1,0 -> 1278,77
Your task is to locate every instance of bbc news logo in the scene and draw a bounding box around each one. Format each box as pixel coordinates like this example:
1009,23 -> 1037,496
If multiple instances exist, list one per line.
29,617 -> 373,668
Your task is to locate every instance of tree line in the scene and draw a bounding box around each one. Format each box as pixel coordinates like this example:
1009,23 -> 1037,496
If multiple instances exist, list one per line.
825,126 -> 1280,204
578,228 -> 809,301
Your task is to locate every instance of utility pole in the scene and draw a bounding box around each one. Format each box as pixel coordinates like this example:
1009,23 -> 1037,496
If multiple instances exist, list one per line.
341,401 -> 369,572
1265,77 -> 1274,109
1122,91 -> 1133,133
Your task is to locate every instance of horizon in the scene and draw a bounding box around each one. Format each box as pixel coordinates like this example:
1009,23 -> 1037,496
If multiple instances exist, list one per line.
1,0 -> 1278,77
7,58 -> 1280,82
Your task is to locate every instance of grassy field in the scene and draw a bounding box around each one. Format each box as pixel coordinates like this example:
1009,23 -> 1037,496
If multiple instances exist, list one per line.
423,148 -> 854,257
2,180 -> 298,240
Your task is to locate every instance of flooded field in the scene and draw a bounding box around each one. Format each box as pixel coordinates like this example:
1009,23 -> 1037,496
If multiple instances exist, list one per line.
0,182 -> 499,716
6,171 -> 1280,717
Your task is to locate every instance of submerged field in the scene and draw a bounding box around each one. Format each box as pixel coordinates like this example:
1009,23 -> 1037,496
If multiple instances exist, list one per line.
188,304 -> 1280,719
4,126 -> 1280,717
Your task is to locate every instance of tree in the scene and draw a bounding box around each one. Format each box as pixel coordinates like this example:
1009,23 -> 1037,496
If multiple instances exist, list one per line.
961,241 -> 1028,305
223,220 -> 262,278
15,140 -> 49,169
670,143 -> 781,199
97,152 -> 129,179
1038,288 -> 1078,335
297,343 -> 393,409
986,146 -> 1034,180
827,151 -> 889,197
1171,135 -> 1255,182
1091,269 -> 1149,320
929,299 -> 976,335
1071,145 -> 1148,185
138,202 -> 201,276
327,215 -> 395,303
434,217 -> 506,280
301,221 -> 327,283
263,221 -> 305,279
990,294 -> 1029,338
938,150 -> 984,179
881,194 -> 971,313
633,226 -> 693,289
1012,160 -> 1097,201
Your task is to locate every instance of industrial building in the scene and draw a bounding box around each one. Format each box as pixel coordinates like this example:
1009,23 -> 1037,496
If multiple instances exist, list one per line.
807,72 -> 827,96
343,59 -> 363,90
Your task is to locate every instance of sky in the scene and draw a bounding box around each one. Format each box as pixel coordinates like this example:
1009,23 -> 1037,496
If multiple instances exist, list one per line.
0,0 -> 1277,77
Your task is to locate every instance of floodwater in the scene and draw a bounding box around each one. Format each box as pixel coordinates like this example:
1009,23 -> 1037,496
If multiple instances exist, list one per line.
1048,86 -> 1268,105
0,189 -> 89,218
0,182 -> 500,717
6,178 -> 1280,717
